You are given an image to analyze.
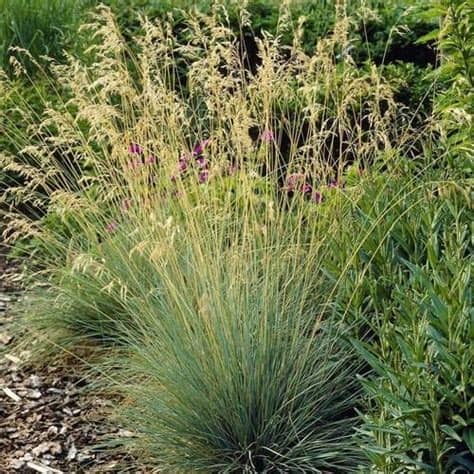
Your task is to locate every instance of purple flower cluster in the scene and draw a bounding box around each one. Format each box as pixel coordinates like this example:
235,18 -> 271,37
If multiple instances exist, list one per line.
261,129 -> 275,143
109,134 -> 345,238
193,139 -> 211,156
127,142 -> 157,170
105,220 -> 119,233
122,198 -> 132,211
173,139 -> 211,183
128,143 -> 143,154
284,173 -> 325,204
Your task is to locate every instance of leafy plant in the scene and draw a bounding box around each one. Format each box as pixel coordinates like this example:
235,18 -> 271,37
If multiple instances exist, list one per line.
422,0 -> 474,171
323,166 -> 472,472
323,3 -> 473,469
0,0 -> 92,75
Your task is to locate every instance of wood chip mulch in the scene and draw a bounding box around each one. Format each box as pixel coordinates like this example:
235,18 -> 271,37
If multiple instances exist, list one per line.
0,250 -> 147,473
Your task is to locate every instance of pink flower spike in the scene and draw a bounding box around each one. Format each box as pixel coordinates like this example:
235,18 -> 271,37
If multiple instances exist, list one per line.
301,183 -> 312,194
122,198 -> 132,211
145,155 -> 157,165
128,143 -> 143,155
261,129 -> 275,143
127,160 -> 142,170
311,191 -> 323,204
329,179 -> 340,188
285,173 -> 305,192
178,159 -> 188,173
227,163 -> 239,176
195,156 -> 208,168
198,170 -> 209,184
106,220 -> 119,233
193,139 -> 211,156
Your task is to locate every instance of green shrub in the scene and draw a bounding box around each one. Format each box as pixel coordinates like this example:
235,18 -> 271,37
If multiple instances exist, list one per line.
366,188 -> 472,472
424,0 -> 474,172
0,0 -> 91,75
324,171 -> 473,471
322,3 -> 473,467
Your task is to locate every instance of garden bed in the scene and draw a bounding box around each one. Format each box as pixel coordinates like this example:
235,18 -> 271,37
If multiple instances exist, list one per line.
0,0 -> 472,472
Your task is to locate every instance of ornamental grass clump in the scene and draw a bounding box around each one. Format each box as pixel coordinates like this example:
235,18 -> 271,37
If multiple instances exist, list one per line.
0,3 -> 407,342
118,223 -> 365,471
87,173 -> 367,469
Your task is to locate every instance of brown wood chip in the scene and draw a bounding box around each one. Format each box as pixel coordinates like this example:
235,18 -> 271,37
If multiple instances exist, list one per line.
2,387 -> 21,402
4,354 -> 21,364
26,461 -> 63,473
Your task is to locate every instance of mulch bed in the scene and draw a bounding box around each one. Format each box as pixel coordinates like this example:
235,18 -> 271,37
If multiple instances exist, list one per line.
0,249 -> 146,473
